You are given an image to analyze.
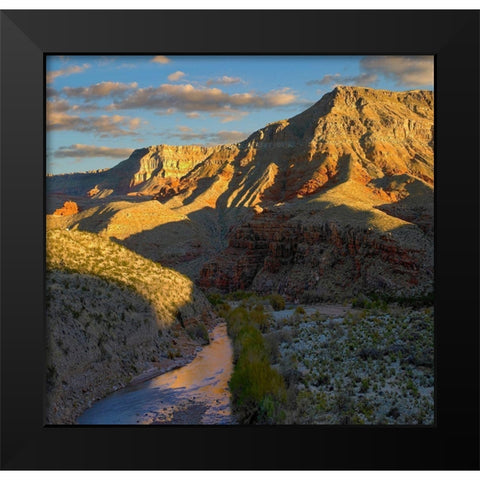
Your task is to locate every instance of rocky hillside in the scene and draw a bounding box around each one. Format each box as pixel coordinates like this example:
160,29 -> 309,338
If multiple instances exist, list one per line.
199,209 -> 432,300
46,200 -> 222,281
46,229 -> 214,423
47,86 -> 434,299
188,86 -> 433,297
47,144 -> 239,201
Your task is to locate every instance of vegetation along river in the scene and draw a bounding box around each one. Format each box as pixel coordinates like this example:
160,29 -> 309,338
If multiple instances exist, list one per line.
77,323 -> 234,425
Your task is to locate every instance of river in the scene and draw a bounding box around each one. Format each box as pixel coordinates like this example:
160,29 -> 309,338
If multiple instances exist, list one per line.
77,323 -> 234,425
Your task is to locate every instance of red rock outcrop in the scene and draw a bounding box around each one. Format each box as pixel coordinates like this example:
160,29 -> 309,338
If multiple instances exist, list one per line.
199,208 -> 432,300
53,201 -> 79,216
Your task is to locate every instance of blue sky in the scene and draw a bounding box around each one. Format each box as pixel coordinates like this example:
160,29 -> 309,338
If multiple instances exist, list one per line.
46,55 -> 434,175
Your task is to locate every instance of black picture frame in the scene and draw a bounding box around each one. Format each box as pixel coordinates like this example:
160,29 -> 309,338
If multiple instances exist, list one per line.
1,10 -> 479,470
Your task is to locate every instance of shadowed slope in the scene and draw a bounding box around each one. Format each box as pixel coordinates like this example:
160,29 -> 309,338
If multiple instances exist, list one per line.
46,229 -> 211,327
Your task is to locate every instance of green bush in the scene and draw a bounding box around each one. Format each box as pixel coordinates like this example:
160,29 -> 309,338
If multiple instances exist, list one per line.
227,290 -> 255,301
357,291 -> 434,309
351,296 -> 371,309
207,293 -> 224,306
268,293 -> 285,311
360,378 -> 369,393
186,322 -> 210,345
215,302 -> 231,318
249,307 -> 269,333
264,332 -> 281,364
227,306 -> 286,424
230,353 -> 286,424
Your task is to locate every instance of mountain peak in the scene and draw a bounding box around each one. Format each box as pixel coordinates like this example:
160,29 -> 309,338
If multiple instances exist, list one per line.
48,85 -> 433,203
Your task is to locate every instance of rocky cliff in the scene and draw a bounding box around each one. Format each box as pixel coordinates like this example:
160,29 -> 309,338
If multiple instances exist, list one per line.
47,144 -> 240,201
199,208 -> 432,300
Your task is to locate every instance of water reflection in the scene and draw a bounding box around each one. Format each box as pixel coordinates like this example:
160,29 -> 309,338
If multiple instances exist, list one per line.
77,323 -> 233,425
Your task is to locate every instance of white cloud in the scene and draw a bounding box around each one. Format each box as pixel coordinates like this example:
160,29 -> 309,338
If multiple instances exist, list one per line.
307,72 -> 378,87
165,127 -> 247,145
53,144 -> 134,159
360,56 -> 433,86
167,71 -> 186,82
210,108 -> 248,123
63,81 -> 138,99
110,83 -> 299,114
151,55 -> 171,64
47,100 -> 141,137
307,56 -> 433,89
206,76 -> 244,86
46,63 -> 90,84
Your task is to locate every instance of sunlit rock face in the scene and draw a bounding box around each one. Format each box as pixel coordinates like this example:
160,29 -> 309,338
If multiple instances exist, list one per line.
155,86 -> 433,209
46,144 -> 240,199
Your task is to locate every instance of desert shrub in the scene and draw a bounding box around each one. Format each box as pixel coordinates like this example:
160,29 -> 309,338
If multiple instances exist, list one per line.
359,378 -> 370,393
233,322 -> 264,363
406,378 -> 419,396
253,303 -> 264,312
215,302 -> 231,318
226,290 -> 255,301
356,398 -> 374,419
249,307 -> 269,333
268,293 -> 285,311
358,347 -> 381,360
300,288 -> 330,304
45,229 -> 200,330
186,322 -> 210,345
207,293 -> 224,306
310,311 -> 327,323
351,296 -> 372,309
277,326 -> 294,344
369,291 -> 434,308
264,332 -> 281,364
351,293 -> 390,311
226,307 -> 249,334
334,392 -> 353,414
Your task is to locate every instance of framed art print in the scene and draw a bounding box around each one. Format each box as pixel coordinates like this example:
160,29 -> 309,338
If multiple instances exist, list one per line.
44,53 -> 435,428
1,9 -> 479,470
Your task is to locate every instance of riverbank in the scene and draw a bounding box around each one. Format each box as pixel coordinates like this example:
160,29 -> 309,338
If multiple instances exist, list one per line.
66,315 -> 222,424
77,323 -> 234,425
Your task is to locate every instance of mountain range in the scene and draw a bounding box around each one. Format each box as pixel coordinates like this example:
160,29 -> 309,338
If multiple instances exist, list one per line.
47,86 -> 434,300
